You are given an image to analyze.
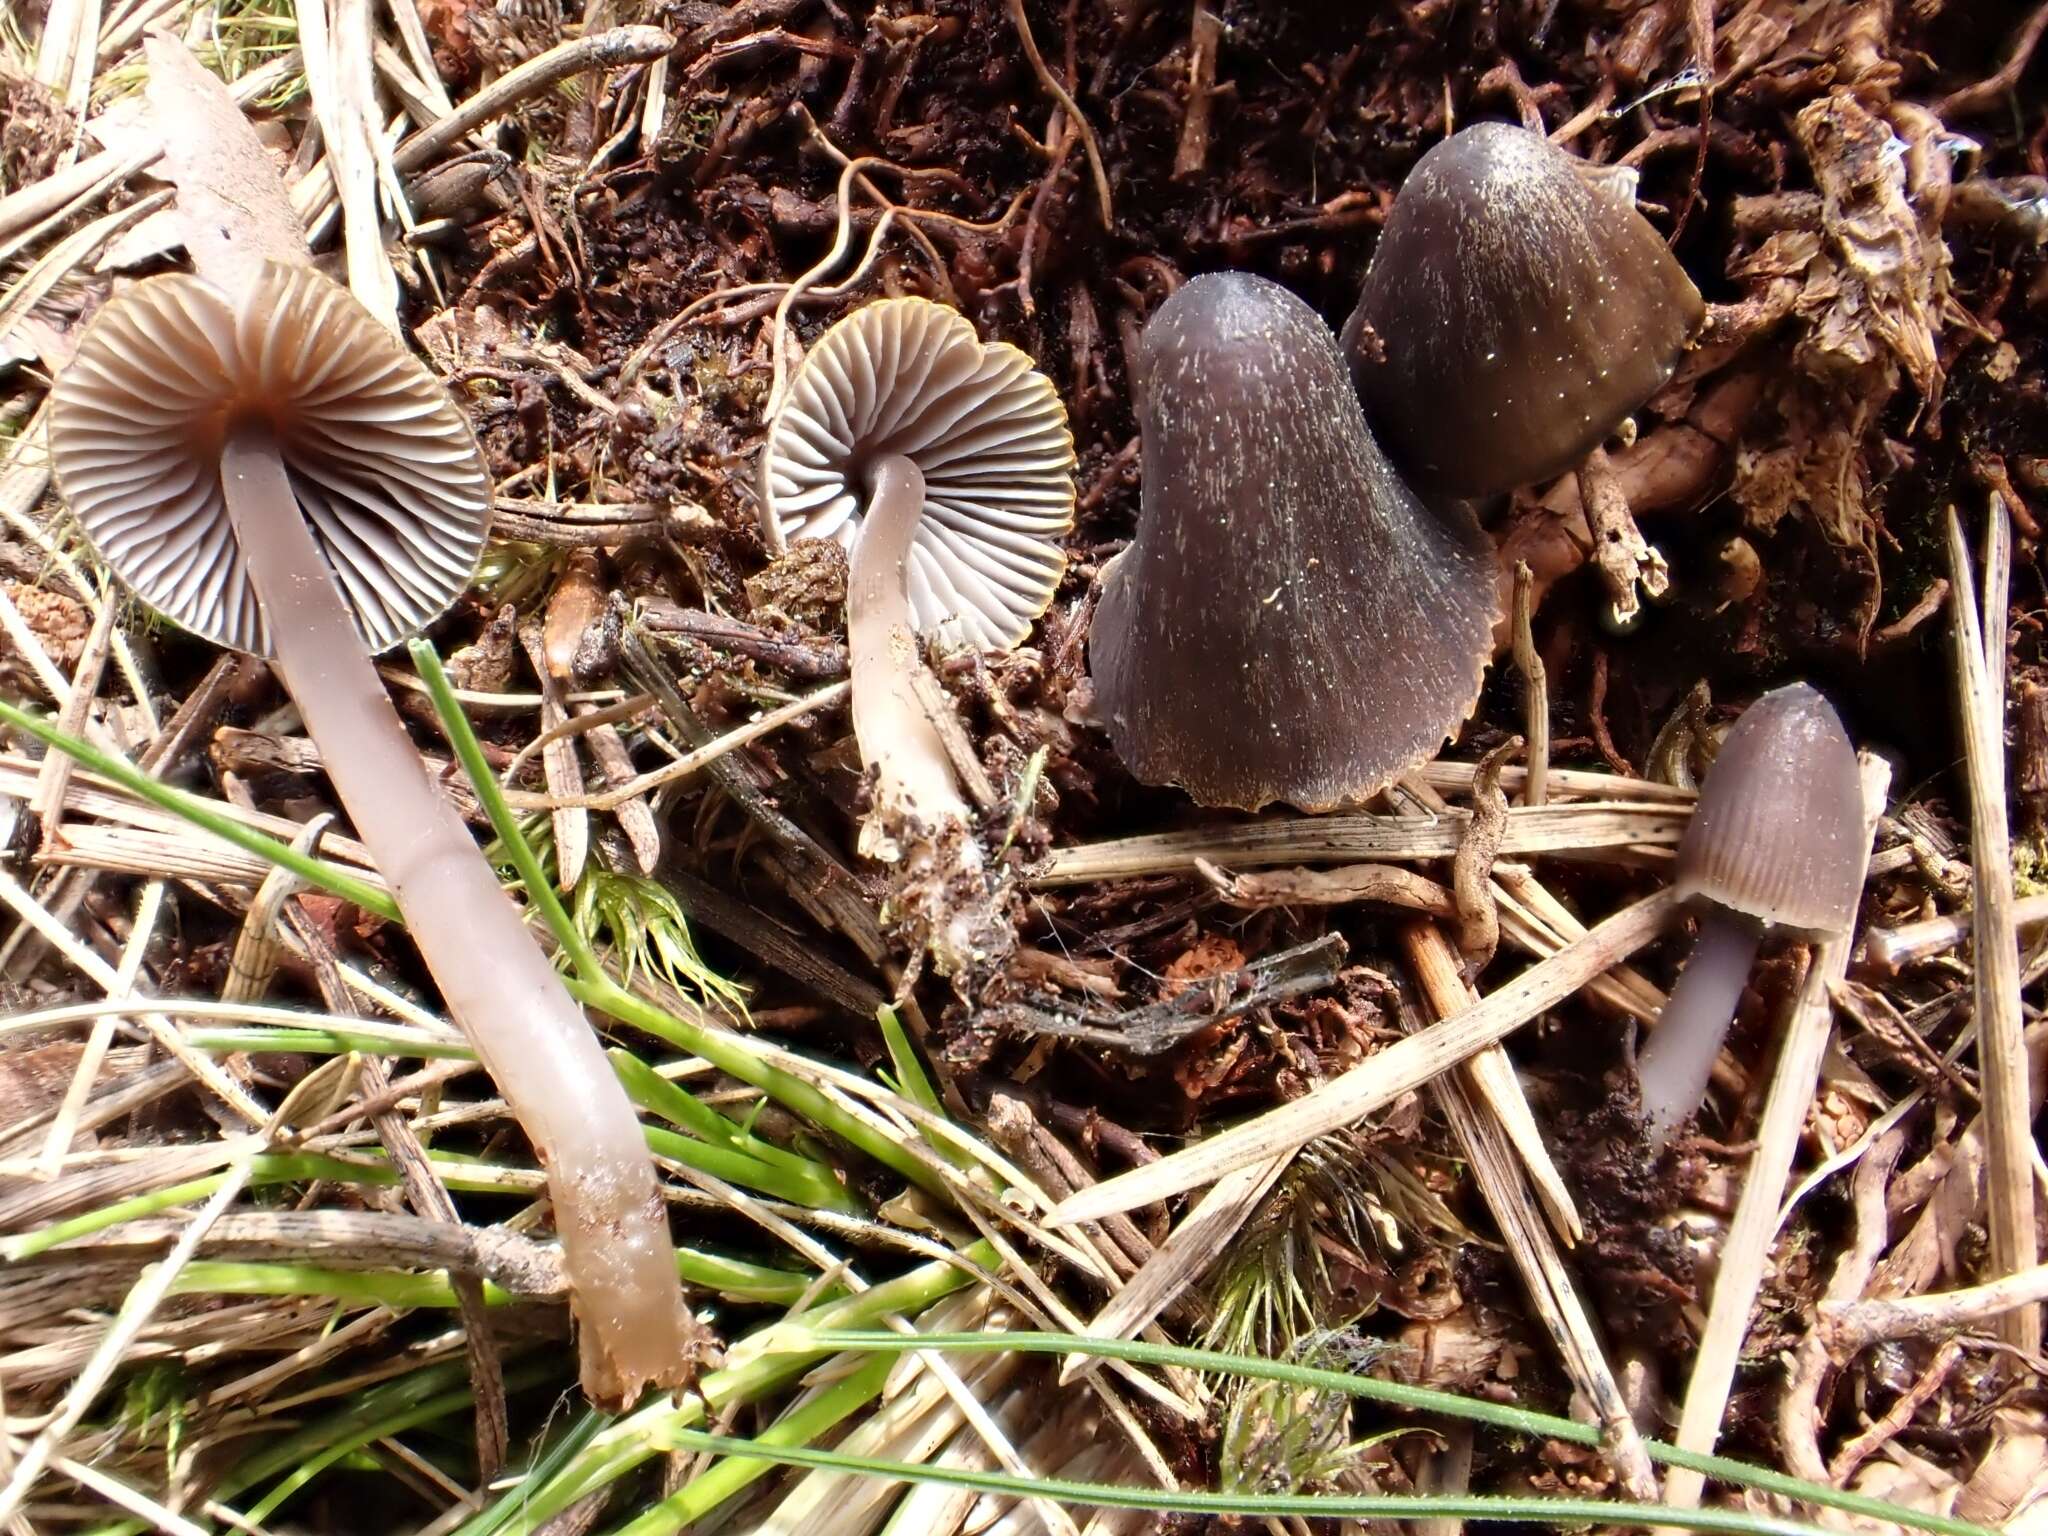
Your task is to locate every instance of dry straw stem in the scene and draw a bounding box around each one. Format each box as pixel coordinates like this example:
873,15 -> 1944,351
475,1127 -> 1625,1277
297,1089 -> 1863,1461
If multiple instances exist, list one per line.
0,753 -> 376,873
34,879 -> 165,1178
27,580 -> 117,833
0,1156 -> 254,1525
0,863 -> 268,1127
1402,921 -> 1653,1498
1821,1258 -> 2048,1354
1057,1151 -> 1290,1386
1036,803 -> 1687,886
500,680 -> 850,812
282,0 -> 399,325
1863,893 -> 2048,973
1494,861 -> 1669,1021
0,410 -> 157,719
1661,751 -> 1891,1510
1947,502 -> 2037,1354
1049,886 -> 1680,1226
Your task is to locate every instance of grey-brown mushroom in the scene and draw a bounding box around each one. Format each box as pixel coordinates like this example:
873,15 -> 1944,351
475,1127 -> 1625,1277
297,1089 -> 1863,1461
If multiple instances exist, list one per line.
1090,271 -> 1498,812
48,262 -> 698,1406
1341,121 -> 1706,501
1635,682 -> 1865,1150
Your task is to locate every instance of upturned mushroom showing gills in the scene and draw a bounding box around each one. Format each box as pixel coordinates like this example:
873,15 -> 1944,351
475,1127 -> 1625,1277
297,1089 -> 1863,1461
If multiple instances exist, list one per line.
1090,271 -> 1498,812
762,298 -> 1075,972
1635,683 -> 1864,1151
1342,121 -> 1706,501
762,296 -> 1076,651
48,262 -> 697,1407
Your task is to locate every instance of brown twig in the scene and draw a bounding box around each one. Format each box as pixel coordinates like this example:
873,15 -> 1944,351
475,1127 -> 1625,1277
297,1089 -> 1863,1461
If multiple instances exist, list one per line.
1171,4 -> 1224,180
1511,563 -> 1549,808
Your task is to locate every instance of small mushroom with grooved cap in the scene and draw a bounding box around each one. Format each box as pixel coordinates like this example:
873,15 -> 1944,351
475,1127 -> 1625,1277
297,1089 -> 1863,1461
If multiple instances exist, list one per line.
1635,682 -> 1865,1151
1341,121 -> 1706,502
762,296 -> 1075,651
766,299 -> 1075,974
48,261 -> 701,1407
1090,271 -> 1498,813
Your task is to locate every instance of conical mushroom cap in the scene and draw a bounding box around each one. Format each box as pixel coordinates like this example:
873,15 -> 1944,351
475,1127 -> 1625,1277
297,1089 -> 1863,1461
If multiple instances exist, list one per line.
1342,122 -> 1705,500
49,263 -> 491,657
761,297 -> 1076,650
1090,272 -> 1498,812
1676,682 -> 1865,940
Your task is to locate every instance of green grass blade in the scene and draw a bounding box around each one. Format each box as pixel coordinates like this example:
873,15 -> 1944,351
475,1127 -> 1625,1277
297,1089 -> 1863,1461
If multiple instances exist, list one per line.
611,1429 -> 1865,1536
409,637 -> 599,978
0,698 -> 399,922
609,1356 -> 893,1536
801,1330 -> 2000,1536
576,977 -> 946,1197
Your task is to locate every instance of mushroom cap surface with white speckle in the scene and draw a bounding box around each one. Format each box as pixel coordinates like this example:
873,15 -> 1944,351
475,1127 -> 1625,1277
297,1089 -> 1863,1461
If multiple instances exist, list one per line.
49,263 -> 492,657
1091,272 -> 1499,812
1342,121 -> 1705,500
761,297 -> 1075,650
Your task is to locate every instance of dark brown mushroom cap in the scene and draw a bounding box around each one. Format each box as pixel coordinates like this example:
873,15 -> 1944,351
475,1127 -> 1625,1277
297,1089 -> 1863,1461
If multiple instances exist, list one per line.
1676,682 -> 1864,940
1341,122 -> 1705,500
1090,272 -> 1498,812
48,263 -> 491,658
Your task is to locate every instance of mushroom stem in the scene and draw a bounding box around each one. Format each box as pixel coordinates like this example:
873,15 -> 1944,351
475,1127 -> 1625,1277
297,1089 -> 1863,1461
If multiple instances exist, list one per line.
848,453 -> 970,847
1635,910 -> 1763,1152
218,425 -> 693,1406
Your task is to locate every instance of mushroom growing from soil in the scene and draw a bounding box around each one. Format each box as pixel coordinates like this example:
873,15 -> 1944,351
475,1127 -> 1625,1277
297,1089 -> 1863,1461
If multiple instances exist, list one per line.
1089,271 -> 1498,812
48,262 -> 699,1406
1635,682 -> 1864,1151
762,298 -> 1075,972
1341,122 -> 1706,502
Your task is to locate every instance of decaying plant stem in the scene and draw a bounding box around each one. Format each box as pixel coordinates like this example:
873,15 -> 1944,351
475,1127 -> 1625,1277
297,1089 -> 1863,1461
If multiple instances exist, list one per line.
1511,562 -> 1549,808
1577,444 -> 1670,626
1402,921 -> 1654,1499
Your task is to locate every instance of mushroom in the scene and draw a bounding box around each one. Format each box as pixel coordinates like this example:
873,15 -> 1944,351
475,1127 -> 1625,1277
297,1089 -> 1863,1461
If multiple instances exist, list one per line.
1341,121 -> 1705,502
1089,271 -> 1498,812
48,262 -> 699,1406
1634,683 -> 1865,1150
762,298 -> 1075,972
762,296 -> 1075,651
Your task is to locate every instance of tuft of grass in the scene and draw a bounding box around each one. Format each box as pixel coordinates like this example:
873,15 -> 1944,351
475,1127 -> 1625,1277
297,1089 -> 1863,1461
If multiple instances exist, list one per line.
1219,1331 -> 1388,1495
575,865 -> 750,1019
1207,1130 -> 1463,1362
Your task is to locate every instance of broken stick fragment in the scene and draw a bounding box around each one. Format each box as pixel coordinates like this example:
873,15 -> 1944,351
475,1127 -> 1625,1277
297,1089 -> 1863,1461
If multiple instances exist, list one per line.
1578,444 -> 1671,627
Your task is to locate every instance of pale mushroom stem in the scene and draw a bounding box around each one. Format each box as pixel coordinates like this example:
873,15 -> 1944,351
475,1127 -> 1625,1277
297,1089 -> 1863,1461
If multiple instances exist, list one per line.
1634,911 -> 1762,1153
219,425 -> 692,1405
847,453 -> 970,838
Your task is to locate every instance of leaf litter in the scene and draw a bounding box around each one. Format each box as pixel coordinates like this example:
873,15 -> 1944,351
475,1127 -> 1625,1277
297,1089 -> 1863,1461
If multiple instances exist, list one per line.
1,0 -> 2046,1531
